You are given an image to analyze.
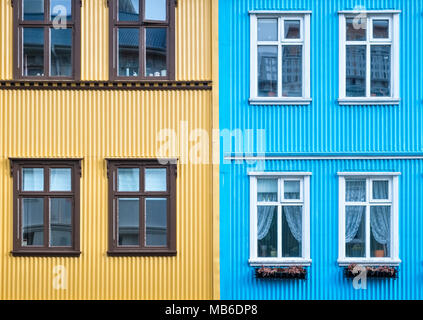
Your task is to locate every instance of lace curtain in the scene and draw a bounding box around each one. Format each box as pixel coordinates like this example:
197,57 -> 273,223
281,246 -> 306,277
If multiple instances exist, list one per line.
283,206 -> 302,242
345,181 -> 366,243
371,182 -> 391,248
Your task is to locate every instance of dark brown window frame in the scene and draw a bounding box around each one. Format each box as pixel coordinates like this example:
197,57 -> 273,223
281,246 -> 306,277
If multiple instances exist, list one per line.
10,158 -> 82,257
106,159 -> 177,256
12,0 -> 81,80
108,0 -> 176,81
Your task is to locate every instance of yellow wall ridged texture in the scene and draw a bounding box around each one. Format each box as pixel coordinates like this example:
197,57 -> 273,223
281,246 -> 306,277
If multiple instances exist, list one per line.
0,0 -> 217,300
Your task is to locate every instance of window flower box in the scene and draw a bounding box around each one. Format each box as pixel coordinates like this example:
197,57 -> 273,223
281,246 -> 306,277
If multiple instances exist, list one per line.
344,264 -> 398,279
255,266 -> 307,280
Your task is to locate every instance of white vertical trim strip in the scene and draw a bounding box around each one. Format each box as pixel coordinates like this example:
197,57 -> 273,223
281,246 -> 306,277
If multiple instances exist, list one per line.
250,15 -> 258,99
250,176 -> 258,260
339,14 -> 346,99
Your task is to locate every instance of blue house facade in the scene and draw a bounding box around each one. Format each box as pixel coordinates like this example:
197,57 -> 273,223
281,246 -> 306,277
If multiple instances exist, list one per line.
219,0 -> 423,299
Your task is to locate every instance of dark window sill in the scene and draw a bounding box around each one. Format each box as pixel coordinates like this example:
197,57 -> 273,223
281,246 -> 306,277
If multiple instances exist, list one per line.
107,250 -> 177,257
11,250 -> 81,257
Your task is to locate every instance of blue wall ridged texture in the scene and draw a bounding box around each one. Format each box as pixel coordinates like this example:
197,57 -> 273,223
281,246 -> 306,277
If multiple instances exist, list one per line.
219,0 -> 423,299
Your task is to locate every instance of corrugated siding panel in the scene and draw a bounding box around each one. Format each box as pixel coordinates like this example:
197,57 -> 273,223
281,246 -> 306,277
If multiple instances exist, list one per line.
220,159 -> 423,299
219,0 -> 423,154
0,89 -> 213,300
0,0 -> 212,81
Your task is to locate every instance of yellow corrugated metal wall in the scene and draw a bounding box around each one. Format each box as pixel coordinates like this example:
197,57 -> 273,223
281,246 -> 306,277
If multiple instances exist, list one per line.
0,0 -> 218,300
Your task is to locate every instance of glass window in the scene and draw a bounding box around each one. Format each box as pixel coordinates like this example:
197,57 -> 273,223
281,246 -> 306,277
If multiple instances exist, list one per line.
145,0 -> 166,21
373,180 -> 389,200
371,45 -> 391,97
284,20 -> 300,39
282,206 -> 302,257
50,28 -> 72,77
346,18 -> 366,41
145,198 -> 167,246
50,0 -> 72,21
23,168 -> 44,191
257,46 -> 278,97
346,179 -> 366,202
370,206 -> 391,257
50,168 -> 72,191
22,198 -> 44,246
257,179 -> 278,202
118,28 -> 140,77
282,45 -> 302,97
284,180 -> 300,200
108,160 -> 176,254
346,45 -> 366,97
23,0 -> 44,21
345,206 -> 366,257
257,206 -> 278,257
145,168 -> 167,192
119,0 -> 139,21
258,18 -> 278,41
373,20 -> 389,39
118,168 -> 140,191
50,198 -> 72,246
23,28 -> 45,77
145,28 -> 167,77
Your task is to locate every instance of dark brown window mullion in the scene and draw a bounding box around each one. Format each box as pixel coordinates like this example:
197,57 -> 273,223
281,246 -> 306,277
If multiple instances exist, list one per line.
140,25 -> 145,80
140,195 -> 145,249
44,165 -> 50,248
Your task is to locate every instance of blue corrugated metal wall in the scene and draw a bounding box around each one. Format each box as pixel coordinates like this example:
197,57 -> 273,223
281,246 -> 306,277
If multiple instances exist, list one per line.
219,0 -> 423,299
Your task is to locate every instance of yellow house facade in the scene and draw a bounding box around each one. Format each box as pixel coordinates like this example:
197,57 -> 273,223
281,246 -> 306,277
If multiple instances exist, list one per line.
0,0 -> 219,300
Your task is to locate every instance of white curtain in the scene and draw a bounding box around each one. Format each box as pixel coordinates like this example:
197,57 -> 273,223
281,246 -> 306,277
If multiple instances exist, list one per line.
283,206 -> 302,242
370,182 -> 390,247
257,206 -> 275,240
345,180 -> 366,243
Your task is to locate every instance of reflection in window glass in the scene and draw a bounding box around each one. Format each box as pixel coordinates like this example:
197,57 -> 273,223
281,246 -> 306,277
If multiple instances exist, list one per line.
284,181 -> 300,199
145,28 -> 167,77
118,168 -> 140,192
145,169 -> 167,192
145,198 -> 167,246
373,20 -> 389,39
118,28 -> 140,77
257,19 -> 278,41
23,168 -> 44,191
346,18 -> 366,41
373,181 -> 389,200
50,0 -> 72,21
370,206 -> 391,257
284,20 -> 300,39
145,0 -> 167,21
23,0 -> 44,21
50,168 -> 72,191
50,28 -> 72,77
23,28 -> 45,76
282,45 -> 302,97
282,206 -> 302,257
257,179 -> 278,202
118,198 -> 140,246
346,45 -> 366,97
119,0 -> 139,21
257,206 -> 277,257
50,198 -> 72,246
346,179 -> 366,202
22,198 -> 44,246
257,46 -> 277,97
345,206 -> 366,257
371,45 -> 391,97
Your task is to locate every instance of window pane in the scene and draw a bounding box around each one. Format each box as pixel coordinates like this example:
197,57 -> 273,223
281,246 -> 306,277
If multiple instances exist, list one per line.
257,46 -> 278,97
118,28 -> 140,77
346,45 -> 366,97
118,168 -> 140,192
118,198 -> 140,246
50,198 -> 72,247
145,198 -> 167,246
50,28 -> 72,77
23,168 -> 44,191
257,18 -> 278,41
284,180 -> 300,200
50,168 -> 71,191
257,179 -> 278,202
370,206 -> 391,257
346,179 -> 366,202
50,0 -> 72,21
23,28 -> 45,77
257,206 -> 277,257
145,0 -> 166,21
282,206 -> 302,257
23,0 -> 44,21
119,0 -> 139,21
373,181 -> 389,200
346,18 -> 366,41
345,206 -> 366,257
284,20 -> 300,39
282,45 -> 302,97
22,198 -> 44,246
145,28 -> 167,77
145,168 -> 167,192
371,45 -> 391,97
373,20 -> 389,39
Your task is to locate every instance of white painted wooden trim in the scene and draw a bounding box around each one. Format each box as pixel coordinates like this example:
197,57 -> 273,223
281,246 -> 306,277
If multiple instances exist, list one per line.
248,171 -> 312,176
338,98 -> 400,105
249,10 -> 312,15
337,172 -> 401,176
249,98 -> 312,105
249,258 -> 312,267
227,155 -> 423,160
338,10 -> 401,14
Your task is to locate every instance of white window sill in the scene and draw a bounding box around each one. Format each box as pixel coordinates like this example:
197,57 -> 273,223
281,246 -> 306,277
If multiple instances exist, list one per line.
249,258 -> 312,267
338,98 -> 400,105
338,258 -> 401,267
249,98 -> 312,105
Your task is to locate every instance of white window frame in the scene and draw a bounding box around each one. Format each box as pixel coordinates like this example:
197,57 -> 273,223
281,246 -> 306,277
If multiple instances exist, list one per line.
338,172 -> 401,266
338,10 -> 400,105
249,11 -> 311,105
248,172 -> 311,266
